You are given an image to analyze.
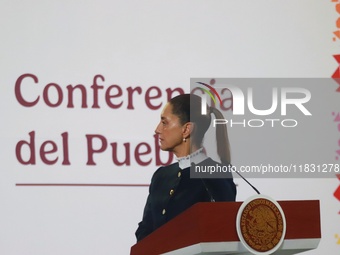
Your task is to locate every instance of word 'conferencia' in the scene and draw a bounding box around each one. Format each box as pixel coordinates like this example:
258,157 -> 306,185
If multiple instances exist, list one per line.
14,73 -> 185,110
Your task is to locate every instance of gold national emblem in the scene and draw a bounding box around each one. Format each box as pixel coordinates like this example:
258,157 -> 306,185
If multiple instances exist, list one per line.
238,197 -> 285,253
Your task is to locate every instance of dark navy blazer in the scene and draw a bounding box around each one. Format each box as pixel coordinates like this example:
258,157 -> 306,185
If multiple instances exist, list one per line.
135,158 -> 236,241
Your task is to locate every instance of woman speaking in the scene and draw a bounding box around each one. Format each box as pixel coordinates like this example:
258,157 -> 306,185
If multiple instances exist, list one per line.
135,93 -> 236,241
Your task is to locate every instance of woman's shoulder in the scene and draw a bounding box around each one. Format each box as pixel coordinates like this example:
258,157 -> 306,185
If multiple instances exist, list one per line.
152,162 -> 179,178
149,162 -> 180,190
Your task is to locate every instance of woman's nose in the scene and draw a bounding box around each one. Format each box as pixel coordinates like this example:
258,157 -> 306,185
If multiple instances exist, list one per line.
155,122 -> 161,134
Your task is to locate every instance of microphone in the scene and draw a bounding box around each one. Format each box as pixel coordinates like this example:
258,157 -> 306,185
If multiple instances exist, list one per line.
234,170 -> 261,195
191,163 -> 215,202
191,162 -> 261,198
201,178 -> 216,202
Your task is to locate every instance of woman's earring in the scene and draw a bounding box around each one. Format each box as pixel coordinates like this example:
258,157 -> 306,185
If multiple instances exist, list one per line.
183,138 -> 186,142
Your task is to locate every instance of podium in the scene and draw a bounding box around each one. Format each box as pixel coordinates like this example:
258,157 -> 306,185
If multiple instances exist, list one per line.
130,200 -> 320,255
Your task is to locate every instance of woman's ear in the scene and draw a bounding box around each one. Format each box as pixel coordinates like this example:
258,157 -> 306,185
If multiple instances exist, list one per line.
183,122 -> 194,138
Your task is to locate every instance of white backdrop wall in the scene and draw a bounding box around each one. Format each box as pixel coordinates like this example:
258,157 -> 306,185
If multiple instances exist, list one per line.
1,1 -> 339,254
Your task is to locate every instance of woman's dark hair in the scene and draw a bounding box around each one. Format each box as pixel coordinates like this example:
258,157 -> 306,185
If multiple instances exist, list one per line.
169,93 -> 231,164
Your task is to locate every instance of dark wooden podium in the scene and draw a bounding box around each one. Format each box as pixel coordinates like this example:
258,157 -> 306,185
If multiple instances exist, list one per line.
130,200 -> 320,255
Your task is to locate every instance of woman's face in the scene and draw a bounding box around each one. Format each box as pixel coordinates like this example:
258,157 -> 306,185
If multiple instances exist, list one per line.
155,103 -> 185,154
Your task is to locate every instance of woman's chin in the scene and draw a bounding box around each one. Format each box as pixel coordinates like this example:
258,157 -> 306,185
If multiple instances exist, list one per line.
159,144 -> 172,152
160,146 -> 168,151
